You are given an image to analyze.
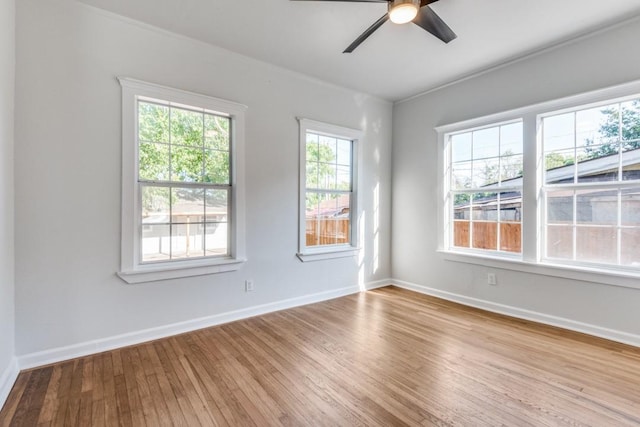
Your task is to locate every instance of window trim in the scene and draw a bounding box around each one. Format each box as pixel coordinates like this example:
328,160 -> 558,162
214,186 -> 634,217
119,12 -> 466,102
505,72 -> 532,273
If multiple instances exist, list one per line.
297,118 -> 362,262
117,77 -> 247,283
436,79 -> 640,289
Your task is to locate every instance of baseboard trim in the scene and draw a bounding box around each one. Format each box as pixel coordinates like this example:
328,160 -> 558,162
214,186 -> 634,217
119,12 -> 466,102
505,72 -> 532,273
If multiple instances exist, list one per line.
0,357 -> 19,412
391,279 -> 640,348
18,279 -> 391,370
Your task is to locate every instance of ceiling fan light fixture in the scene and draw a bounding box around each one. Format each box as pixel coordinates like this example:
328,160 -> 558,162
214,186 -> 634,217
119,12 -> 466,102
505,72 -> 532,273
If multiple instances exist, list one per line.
389,0 -> 420,25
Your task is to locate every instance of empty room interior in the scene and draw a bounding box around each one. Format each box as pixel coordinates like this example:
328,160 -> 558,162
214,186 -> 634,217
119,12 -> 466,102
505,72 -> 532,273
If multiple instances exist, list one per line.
2,0 -> 640,425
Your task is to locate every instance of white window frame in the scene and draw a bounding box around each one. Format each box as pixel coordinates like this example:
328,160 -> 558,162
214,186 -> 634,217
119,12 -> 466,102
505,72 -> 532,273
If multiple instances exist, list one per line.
436,79 -> 640,290
117,78 -> 247,283
297,118 -> 362,262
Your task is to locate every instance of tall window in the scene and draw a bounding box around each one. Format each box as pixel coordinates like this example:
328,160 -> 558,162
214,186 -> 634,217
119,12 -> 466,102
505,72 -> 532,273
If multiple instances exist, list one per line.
542,98 -> 640,268
119,79 -> 246,283
298,119 -> 361,261
438,82 -> 640,283
447,121 -> 523,255
138,100 -> 231,261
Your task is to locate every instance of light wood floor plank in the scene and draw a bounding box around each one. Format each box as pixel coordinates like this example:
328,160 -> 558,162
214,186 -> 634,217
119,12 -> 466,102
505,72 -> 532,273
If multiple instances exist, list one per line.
2,286 -> 640,426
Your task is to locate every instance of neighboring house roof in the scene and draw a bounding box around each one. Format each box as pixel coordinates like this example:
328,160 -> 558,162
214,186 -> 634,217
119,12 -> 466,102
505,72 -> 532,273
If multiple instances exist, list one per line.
455,147 -> 640,209
472,147 -> 640,190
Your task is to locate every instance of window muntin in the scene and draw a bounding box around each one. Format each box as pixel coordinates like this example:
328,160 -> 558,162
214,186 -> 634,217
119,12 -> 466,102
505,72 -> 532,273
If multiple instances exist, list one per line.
138,99 -> 231,263
448,121 -> 523,255
542,97 -> 640,268
298,119 -> 361,258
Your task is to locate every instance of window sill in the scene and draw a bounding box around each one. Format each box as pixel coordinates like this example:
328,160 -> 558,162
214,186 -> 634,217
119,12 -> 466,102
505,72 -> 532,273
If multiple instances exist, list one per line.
437,250 -> 640,290
297,248 -> 360,262
118,258 -> 246,284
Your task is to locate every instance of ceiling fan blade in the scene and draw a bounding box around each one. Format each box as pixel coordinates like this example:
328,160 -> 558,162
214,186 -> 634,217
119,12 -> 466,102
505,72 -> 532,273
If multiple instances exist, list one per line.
343,13 -> 389,53
413,6 -> 457,43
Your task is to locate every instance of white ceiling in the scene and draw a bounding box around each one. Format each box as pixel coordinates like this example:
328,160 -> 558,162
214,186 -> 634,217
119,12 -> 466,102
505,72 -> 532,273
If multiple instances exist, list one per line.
77,0 -> 640,101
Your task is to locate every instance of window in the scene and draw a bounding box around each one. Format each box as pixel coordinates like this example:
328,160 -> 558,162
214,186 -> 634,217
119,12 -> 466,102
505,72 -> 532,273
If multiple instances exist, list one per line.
438,80 -> 640,286
297,118 -> 361,261
448,121 -> 523,255
118,78 -> 246,283
542,99 -> 640,268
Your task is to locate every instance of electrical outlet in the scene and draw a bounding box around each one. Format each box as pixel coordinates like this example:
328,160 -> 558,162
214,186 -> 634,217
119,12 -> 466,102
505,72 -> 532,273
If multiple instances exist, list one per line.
245,280 -> 254,292
487,273 -> 497,286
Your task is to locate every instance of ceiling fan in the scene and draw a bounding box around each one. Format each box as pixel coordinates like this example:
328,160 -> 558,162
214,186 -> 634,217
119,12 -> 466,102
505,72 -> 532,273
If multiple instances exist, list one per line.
290,0 -> 457,53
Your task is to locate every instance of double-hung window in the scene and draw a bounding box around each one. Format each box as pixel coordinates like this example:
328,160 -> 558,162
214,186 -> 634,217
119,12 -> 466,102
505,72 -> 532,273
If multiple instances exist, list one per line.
297,119 -> 361,261
439,81 -> 640,285
447,121 -> 523,255
542,99 -> 640,268
118,78 -> 246,283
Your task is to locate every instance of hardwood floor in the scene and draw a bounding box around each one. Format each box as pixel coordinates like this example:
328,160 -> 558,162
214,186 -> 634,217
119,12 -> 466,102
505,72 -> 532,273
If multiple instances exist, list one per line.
2,286 -> 640,426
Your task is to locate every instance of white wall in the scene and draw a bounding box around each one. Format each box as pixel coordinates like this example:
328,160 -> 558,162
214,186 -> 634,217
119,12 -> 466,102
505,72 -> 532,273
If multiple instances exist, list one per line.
14,0 -> 392,356
392,19 -> 640,337
0,0 -> 16,401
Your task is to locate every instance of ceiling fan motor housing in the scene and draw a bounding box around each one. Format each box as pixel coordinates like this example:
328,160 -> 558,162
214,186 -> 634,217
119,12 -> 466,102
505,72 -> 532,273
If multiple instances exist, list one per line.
389,0 -> 421,24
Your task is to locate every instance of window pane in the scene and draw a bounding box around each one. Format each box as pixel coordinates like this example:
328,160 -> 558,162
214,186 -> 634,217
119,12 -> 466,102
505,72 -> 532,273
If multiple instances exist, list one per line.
546,225 -> 573,260
621,189 -> 640,226
500,223 -> 521,253
453,193 -> 471,219
139,142 -> 170,181
543,113 -> 574,152
547,190 -> 573,225
575,104 -> 619,147
337,138 -> 351,166
205,189 -> 228,222
545,149 -> 575,184
500,191 -> 521,222
577,145 -> 619,183
471,192 -> 498,251
452,161 -> 472,189
621,145 -> 640,181
472,222 -> 497,250
204,149 -> 229,184
336,165 -> 351,191
141,224 -> 170,262
306,162 -> 319,189
171,187 -> 204,223
204,115 -> 229,150
171,146 -> 203,182
473,127 -> 499,159
319,135 -> 337,164
317,163 -> 337,190
305,193 -> 320,247
500,122 -> 523,156
306,133 -> 319,160
621,228 -> 640,266
621,100 -> 640,142
500,155 -> 523,183
472,193 -> 498,221
138,102 -> 169,143
451,133 -> 472,162
171,223 -> 205,259
171,107 -> 204,147
453,221 -> 470,248
205,222 -> 228,256
576,226 -> 617,264
576,189 -> 617,225
472,158 -> 500,188
141,186 -> 170,224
